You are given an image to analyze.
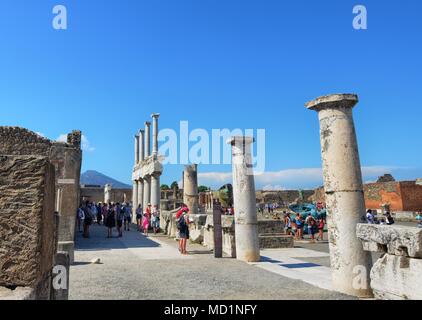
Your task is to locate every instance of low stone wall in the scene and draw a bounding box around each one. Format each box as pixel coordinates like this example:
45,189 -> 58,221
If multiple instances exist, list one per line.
357,224 -> 422,300
203,215 -> 236,258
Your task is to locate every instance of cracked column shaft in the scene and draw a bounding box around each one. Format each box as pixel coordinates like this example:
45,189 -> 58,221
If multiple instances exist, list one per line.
305,93 -> 372,298
228,136 -> 260,263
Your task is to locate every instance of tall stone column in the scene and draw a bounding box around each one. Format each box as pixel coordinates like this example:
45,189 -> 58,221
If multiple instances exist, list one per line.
183,164 -> 199,214
132,181 -> 138,210
134,134 -> 140,164
305,94 -> 372,298
138,179 -> 144,209
151,173 -> 160,208
227,137 -> 260,263
143,175 -> 151,211
145,121 -> 151,158
151,113 -> 160,156
139,129 -> 145,163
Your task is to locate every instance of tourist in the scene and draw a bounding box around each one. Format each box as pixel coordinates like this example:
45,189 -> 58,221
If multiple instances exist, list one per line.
384,211 -> 395,225
115,203 -> 124,237
316,216 -> 325,241
366,209 -> 375,224
143,204 -> 152,236
102,203 -> 109,225
284,212 -> 292,235
96,202 -> 103,224
305,213 -> 317,242
295,213 -> 304,240
136,204 -> 143,232
83,201 -> 93,238
105,205 -> 115,238
176,204 -> 190,255
77,205 -> 85,233
124,203 -> 132,231
91,202 -> 98,224
151,205 -> 160,234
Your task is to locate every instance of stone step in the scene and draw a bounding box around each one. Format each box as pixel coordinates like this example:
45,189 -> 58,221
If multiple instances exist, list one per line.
259,233 -> 294,249
258,220 -> 285,234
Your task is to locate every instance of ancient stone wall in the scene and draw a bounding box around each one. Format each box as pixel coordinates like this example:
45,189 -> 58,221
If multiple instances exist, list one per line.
0,127 -> 82,264
399,181 -> 422,212
0,155 -> 56,294
80,186 -> 104,203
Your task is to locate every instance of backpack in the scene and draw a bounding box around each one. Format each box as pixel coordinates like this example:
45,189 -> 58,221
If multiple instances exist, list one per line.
176,215 -> 186,230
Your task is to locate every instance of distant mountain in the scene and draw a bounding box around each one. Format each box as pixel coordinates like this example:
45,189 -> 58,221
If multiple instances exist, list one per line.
80,170 -> 131,189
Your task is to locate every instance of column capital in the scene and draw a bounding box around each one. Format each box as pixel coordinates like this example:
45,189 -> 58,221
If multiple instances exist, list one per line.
305,94 -> 358,111
145,121 -> 151,127
151,113 -> 160,119
227,136 -> 255,146
139,129 -> 145,134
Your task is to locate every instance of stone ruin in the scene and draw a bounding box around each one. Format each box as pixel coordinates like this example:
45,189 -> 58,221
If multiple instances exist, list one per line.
357,224 -> 422,300
132,114 -> 163,217
0,127 -> 82,300
159,138 -> 293,261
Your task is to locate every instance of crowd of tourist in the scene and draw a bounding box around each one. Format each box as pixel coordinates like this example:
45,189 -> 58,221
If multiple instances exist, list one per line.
283,212 -> 326,243
77,201 -> 161,239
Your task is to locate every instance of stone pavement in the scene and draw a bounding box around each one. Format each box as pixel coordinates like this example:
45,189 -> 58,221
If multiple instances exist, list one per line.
69,224 -> 354,300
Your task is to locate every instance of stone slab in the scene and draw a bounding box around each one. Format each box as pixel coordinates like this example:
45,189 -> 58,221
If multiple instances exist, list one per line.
371,254 -> 422,300
357,223 -> 422,258
0,155 -> 56,287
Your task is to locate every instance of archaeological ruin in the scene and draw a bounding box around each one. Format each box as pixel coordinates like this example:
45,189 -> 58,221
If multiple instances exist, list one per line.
0,127 -> 82,299
132,114 -> 163,218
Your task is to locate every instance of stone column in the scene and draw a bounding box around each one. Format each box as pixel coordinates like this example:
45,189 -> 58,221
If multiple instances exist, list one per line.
143,176 -> 151,211
139,129 -> 145,162
305,94 -> 372,298
132,181 -> 138,210
104,184 -> 112,204
151,113 -> 160,156
138,179 -> 144,210
227,137 -> 260,263
134,134 -> 140,164
183,164 -> 199,214
151,173 -> 160,208
145,121 -> 151,158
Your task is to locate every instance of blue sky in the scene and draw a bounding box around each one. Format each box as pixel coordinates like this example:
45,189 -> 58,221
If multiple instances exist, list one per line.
1,0 -> 421,190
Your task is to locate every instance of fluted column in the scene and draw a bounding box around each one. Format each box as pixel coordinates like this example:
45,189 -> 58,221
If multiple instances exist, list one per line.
305,93 -> 372,298
151,113 -> 160,156
227,136 -> 260,263
139,129 -> 145,162
145,121 -> 151,158
143,176 -> 151,211
150,174 -> 160,208
134,134 -> 140,164
132,181 -> 138,210
138,179 -> 144,210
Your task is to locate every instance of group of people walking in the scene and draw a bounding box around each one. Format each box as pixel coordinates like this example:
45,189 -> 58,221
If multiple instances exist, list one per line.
77,201 -> 133,238
135,203 -> 160,236
284,212 -> 325,243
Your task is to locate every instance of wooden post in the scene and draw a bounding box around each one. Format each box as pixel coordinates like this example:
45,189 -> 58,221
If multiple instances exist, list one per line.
213,200 -> 223,258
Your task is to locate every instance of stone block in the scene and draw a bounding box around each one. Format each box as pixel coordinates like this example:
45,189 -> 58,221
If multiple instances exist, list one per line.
57,241 -> 75,265
259,234 -> 294,249
0,155 -> 56,288
371,254 -> 422,300
258,220 -> 284,234
357,223 -> 422,258
51,252 -> 70,300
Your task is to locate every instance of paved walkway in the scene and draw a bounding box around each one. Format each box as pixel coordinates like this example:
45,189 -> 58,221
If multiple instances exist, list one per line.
69,224 -> 353,300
